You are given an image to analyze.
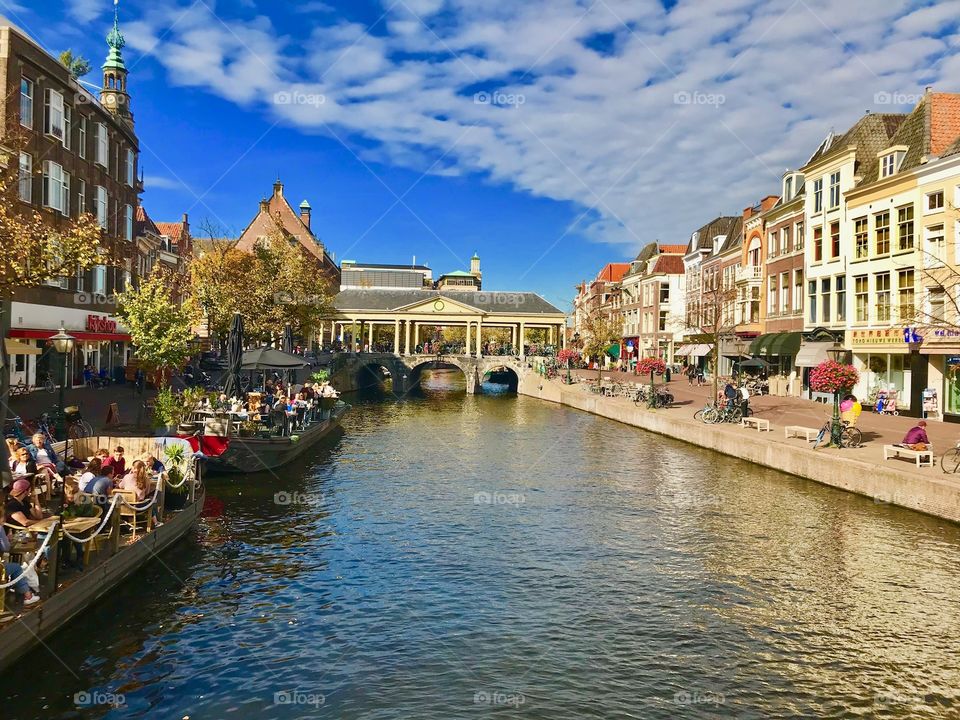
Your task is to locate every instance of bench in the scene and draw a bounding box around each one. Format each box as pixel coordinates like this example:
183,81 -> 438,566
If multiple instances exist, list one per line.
883,444 -> 933,468
741,417 -> 771,432
784,425 -> 819,442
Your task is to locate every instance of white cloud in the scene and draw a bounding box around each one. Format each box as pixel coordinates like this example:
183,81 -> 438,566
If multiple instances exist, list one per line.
66,0 -> 104,23
123,0 -> 960,251
143,175 -> 184,191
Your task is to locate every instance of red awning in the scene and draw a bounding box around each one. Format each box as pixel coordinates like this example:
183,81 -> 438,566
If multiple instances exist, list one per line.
9,328 -> 132,342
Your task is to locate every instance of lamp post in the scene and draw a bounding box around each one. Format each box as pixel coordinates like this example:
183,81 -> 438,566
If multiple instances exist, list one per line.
49,327 -> 76,440
826,342 -> 845,448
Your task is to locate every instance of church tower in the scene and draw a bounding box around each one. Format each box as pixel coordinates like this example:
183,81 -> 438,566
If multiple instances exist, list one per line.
100,0 -> 132,123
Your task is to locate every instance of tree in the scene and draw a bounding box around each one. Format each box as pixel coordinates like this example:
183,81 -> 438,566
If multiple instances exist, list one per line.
579,307 -> 622,386
188,226 -> 253,349
688,278 -> 739,406
115,266 -> 199,385
0,128 -> 107,482
59,50 -> 92,78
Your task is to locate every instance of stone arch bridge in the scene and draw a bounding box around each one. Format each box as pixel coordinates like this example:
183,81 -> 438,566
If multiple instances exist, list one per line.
330,353 -> 546,395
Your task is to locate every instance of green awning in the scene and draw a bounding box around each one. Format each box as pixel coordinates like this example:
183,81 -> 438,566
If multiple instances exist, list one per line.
605,343 -> 620,358
749,334 -> 775,355
750,332 -> 802,356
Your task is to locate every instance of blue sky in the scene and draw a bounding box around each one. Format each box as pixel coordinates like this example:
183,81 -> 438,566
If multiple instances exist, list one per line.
9,0 -> 960,311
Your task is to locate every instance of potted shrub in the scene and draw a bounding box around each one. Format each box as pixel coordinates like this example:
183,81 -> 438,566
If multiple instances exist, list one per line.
153,387 -> 179,433
163,443 -> 189,511
238,419 -> 258,437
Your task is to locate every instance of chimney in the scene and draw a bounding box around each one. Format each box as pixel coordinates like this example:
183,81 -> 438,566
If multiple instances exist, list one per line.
259,198 -> 269,213
273,179 -> 283,198
925,85 -> 933,94
299,200 -> 312,231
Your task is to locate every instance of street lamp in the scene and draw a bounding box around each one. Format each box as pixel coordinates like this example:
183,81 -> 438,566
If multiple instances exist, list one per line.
826,341 -> 845,447
49,327 -> 76,440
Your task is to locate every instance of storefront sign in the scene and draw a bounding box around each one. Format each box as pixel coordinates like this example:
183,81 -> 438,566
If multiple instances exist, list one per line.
850,329 -> 907,347
86,315 -> 117,333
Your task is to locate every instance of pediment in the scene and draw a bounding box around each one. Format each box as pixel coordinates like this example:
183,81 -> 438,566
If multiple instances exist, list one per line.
393,295 -> 483,314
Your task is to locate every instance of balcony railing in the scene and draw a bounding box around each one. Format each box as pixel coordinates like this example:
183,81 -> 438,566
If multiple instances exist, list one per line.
736,265 -> 762,283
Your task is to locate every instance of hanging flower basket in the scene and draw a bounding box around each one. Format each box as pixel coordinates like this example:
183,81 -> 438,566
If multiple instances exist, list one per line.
636,357 -> 666,376
809,360 -> 859,394
557,348 -> 580,364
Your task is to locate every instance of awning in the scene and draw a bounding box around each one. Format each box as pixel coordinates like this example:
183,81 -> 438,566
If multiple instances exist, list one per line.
750,332 -> 802,356
5,338 -> 41,356
688,344 -> 713,357
675,344 -> 693,355
9,328 -> 131,342
795,341 -> 833,367
605,343 -> 620,359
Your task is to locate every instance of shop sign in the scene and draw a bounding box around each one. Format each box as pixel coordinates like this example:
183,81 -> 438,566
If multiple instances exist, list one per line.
850,329 -> 907,346
86,315 -> 117,333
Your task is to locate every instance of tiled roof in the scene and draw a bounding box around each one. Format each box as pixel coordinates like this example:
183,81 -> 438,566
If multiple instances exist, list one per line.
942,134 -> 960,159
657,244 -> 687,254
931,93 -> 960,155
718,217 -> 743,254
155,221 -> 182,242
633,242 -> 658,263
334,288 -> 564,315
135,204 -> 160,236
597,263 -> 631,283
652,254 -> 684,274
804,112 -> 906,176
686,216 -> 741,255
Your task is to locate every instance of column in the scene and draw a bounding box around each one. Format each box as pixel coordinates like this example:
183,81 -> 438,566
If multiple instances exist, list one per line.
368,322 -> 374,351
414,323 -> 420,350
352,321 -> 359,353
519,322 -> 526,359
475,319 -> 482,358
404,320 -> 411,355
394,320 -> 400,355
561,324 -> 567,349
465,322 -> 471,356
511,325 -> 517,352
548,326 -> 554,345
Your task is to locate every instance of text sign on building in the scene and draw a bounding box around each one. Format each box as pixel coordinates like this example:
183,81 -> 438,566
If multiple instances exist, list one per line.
850,329 -> 906,346
86,315 -> 117,333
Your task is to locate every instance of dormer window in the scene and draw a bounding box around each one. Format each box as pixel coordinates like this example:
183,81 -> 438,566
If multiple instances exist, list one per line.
878,146 -> 908,179
782,171 -> 804,201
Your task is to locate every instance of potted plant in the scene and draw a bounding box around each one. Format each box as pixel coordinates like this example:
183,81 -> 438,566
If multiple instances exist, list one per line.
153,387 -> 179,433
163,443 -> 190,511
238,419 -> 258,437
311,370 -> 329,384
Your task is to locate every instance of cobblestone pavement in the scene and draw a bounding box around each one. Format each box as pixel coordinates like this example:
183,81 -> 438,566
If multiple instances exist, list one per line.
570,368 -> 960,480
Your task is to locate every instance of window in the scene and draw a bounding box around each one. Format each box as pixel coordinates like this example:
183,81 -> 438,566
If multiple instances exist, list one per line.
77,179 -> 86,215
854,217 -> 868,259
42,161 -> 65,213
18,152 -> 32,202
828,171 -> 840,209
658,310 -> 667,332
876,272 -> 891,321
659,284 -> 669,303
780,228 -> 789,255
855,275 -> 869,322
821,278 -> 831,323
795,222 -> 804,250
780,272 -> 789,314
897,205 -> 914,251
44,89 -> 65,141
808,280 -> 817,324
93,265 -> 107,295
767,231 -> 777,258
62,171 -> 70,217
95,186 -> 107,228
875,211 -> 890,255
882,154 -> 894,177
793,270 -> 802,313
830,221 -> 840,258
813,178 -> 823,213
78,117 -> 87,159
835,276 -> 846,322
813,226 -> 823,261
124,204 -> 133,241
768,275 -> 777,316
95,123 -> 109,167
125,149 -> 135,186
64,104 -> 73,150
76,266 -> 85,292
784,176 -> 793,200
20,77 -> 33,128
897,269 -> 915,321
928,287 -> 946,322
927,191 -> 944,211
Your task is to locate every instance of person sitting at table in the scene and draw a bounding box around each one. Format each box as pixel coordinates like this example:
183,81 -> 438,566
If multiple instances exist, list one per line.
29,432 -> 63,485
145,454 -> 165,475
94,447 -> 110,463
0,504 -> 40,605
119,460 -> 150,502
78,457 -> 103,489
82,463 -> 115,498
5,478 -> 46,528
12,446 -> 38,478
101,446 -> 126,477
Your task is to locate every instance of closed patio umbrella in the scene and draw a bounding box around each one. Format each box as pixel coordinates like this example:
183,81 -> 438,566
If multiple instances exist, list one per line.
222,313 -> 244,399
282,324 -> 295,385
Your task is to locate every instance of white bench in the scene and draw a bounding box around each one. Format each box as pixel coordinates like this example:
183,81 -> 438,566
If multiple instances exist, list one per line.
741,417 -> 771,432
784,425 -> 819,442
883,444 -> 933,468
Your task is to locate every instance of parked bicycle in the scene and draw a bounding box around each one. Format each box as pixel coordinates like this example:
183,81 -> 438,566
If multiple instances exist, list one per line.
38,405 -> 93,440
812,420 -> 861,449
941,442 -> 960,474
700,402 -> 742,424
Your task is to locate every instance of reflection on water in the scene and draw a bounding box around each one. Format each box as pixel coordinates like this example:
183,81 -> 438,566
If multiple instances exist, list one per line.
4,380 -> 960,719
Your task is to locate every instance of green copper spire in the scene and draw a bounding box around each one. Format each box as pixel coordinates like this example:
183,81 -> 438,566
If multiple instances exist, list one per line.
103,0 -> 126,72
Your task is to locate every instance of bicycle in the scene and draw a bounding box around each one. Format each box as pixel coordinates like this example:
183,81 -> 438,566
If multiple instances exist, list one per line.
41,371 -> 56,393
813,420 -> 861,449
941,442 -> 960,474
700,402 -> 741,424
3,415 -> 37,444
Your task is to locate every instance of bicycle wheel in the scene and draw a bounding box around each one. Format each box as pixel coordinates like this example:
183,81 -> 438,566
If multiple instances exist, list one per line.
728,407 -> 742,423
841,426 -> 862,448
693,408 -> 704,421
940,447 -> 960,474
44,378 -> 56,393
68,420 -> 93,439
701,406 -> 719,424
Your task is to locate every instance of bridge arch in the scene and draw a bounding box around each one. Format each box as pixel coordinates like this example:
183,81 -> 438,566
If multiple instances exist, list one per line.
479,363 -> 519,392
406,356 -> 476,393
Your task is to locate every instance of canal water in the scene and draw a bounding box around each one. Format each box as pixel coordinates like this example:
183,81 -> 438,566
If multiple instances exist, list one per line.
5,371 -> 960,719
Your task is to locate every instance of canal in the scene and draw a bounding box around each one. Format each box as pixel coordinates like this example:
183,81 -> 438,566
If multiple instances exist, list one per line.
5,371 -> 960,718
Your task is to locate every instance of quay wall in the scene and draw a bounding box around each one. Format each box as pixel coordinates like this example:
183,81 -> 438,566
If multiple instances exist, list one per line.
517,376 -> 960,525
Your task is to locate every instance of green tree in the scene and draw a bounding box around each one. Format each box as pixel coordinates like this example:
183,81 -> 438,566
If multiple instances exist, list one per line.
580,308 -> 622,387
59,50 -> 92,78
116,266 -> 199,385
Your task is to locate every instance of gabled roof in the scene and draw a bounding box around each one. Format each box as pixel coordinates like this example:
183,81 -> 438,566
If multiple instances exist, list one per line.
135,204 -> 160,237
857,92 -> 960,187
596,263 -> 631,283
686,216 -> 741,255
334,288 -> 564,315
155,221 -> 183,242
651,254 -> 684,274
237,181 -> 330,266
942,134 -> 960,159
657,244 -> 687,254
633,242 -> 658,264
803,112 -> 906,172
